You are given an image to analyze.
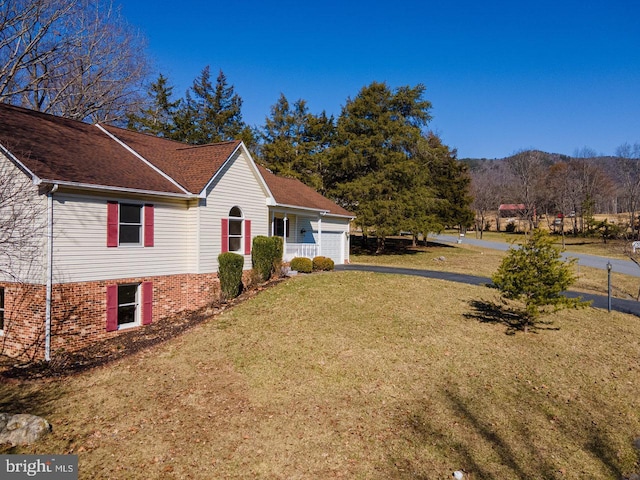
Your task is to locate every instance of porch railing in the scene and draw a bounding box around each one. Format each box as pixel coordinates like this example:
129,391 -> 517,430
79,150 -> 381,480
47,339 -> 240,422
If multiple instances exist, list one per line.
284,243 -> 319,261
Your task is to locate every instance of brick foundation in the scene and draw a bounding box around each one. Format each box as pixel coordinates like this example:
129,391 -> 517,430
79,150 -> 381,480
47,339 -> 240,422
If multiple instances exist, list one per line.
0,273 -> 221,361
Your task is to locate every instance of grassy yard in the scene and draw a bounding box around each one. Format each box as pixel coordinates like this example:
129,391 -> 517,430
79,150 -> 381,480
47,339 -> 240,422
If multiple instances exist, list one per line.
1,272 -> 640,479
458,230 -> 630,259
352,242 -> 640,300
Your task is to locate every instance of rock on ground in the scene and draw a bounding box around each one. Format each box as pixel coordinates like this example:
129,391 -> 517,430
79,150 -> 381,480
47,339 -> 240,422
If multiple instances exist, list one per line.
0,413 -> 51,446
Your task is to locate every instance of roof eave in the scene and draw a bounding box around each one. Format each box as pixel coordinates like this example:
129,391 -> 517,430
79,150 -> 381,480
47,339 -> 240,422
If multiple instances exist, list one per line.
36,179 -> 198,200
0,141 -> 41,184
271,202 -> 355,219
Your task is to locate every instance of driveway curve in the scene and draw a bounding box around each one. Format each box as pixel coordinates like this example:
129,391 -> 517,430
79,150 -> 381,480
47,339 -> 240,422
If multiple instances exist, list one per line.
336,264 -> 640,317
431,234 -> 640,277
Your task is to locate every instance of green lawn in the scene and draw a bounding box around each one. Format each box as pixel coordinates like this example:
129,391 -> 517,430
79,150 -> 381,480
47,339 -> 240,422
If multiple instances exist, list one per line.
1,271 -> 640,479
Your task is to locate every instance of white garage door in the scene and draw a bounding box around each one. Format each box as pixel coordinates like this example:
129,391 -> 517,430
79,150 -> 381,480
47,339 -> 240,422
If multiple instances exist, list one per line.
321,231 -> 346,265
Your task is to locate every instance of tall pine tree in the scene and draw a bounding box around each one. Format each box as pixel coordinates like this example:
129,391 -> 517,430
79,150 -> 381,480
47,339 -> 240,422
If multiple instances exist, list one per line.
127,74 -> 180,138
259,94 -> 333,192
173,66 -> 254,146
327,82 -> 438,251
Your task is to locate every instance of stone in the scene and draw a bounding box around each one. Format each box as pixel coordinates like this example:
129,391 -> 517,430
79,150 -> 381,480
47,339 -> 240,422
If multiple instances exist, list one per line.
0,413 -> 51,446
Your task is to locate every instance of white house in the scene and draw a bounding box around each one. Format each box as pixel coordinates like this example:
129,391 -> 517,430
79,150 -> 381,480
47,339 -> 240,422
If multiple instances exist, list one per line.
0,103 -> 353,360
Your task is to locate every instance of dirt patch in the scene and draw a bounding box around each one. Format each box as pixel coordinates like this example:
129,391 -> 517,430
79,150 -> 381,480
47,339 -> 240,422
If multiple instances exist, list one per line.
0,278 -> 286,381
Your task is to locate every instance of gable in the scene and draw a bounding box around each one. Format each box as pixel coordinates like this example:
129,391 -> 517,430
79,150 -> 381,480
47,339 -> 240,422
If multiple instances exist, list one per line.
0,103 -> 354,220
0,103 -> 184,194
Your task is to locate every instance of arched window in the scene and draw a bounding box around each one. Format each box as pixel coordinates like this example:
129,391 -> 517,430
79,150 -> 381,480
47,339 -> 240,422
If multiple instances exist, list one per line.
228,207 -> 243,252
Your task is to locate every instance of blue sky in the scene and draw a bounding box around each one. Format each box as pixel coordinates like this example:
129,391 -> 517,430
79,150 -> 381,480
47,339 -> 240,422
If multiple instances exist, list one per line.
121,0 -> 640,159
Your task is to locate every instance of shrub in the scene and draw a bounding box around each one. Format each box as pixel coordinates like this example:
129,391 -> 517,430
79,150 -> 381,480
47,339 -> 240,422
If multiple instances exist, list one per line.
492,229 -> 589,332
252,236 -> 284,281
505,222 -> 517,233
218,252 -> 244,300
290,256 -> 313,273
312,256 -> 335,271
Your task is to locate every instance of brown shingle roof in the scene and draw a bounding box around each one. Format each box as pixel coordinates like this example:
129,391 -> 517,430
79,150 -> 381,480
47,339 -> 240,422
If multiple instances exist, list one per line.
0,103 -> 354,218
101,125 -> 241,193
0,103 -> 185,194
257,165 -> 354,217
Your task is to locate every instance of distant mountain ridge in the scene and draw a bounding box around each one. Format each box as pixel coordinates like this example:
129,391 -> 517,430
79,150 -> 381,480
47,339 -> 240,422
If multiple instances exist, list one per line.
459,150 -> 620,173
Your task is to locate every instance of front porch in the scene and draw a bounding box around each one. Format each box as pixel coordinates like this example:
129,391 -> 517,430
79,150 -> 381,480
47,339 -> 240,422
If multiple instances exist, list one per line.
284,243 -> 319,262
269,208 -> 350,265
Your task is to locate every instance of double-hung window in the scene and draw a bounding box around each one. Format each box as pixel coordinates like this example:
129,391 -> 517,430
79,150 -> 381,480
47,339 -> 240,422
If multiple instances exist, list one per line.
119,204 -> 142,245
228,207 -> 243,252
107,202 -> 154,247
106,282 -> 153,332
117,284 -> 139,327
221,207 -> 251,255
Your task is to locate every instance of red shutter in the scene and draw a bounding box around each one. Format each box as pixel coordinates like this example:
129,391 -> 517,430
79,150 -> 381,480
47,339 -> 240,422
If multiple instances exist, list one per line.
106,285 -> 118,332
221,218 -> 229,253
142,281 -> 153,325
244,220 -> 252,255
144,204 -> 154,247
107,202 -> 118,247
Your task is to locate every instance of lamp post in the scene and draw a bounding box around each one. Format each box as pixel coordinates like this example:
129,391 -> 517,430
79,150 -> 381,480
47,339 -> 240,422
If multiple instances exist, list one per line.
607,261 -> 612,313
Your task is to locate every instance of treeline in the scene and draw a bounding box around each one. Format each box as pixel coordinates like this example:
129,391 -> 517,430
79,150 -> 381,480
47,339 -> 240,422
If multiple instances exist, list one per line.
0,1 -> 476,252
467,147 -> 640,239
126,70 -> 475,251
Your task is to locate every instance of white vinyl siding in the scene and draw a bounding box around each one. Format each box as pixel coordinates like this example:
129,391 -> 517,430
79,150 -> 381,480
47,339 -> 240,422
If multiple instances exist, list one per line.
52,193 -> 191,283
0,153 -> 48,284
198,150 -> 269,272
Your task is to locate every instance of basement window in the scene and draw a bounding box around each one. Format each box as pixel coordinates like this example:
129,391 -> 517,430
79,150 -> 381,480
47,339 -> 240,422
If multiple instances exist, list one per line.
118,284 -> 139,328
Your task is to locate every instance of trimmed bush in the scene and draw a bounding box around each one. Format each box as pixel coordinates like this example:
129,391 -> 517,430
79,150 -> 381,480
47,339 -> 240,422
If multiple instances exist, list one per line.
218,252 -> 244,300
252,236 -> 284,281
312,256 -> 335,271
290,256 -> 313,273
251,236 -> 273,281
272,236 -> 284,270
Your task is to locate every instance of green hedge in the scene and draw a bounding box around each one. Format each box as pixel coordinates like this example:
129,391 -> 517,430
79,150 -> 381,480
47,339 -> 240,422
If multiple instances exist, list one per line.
312,256 -> 335,271
290,257 -> 313,273
252,236 -> 284,281
218,252 -> 244,299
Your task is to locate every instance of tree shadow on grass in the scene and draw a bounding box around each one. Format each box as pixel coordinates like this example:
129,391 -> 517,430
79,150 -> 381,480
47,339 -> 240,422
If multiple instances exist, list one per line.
387,387 -> 633,479
464,300 -> 560,335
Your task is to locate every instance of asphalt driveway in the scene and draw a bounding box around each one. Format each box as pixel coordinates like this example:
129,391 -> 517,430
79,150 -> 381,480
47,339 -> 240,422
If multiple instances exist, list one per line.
336,264 -> 640,317
432,234 -> 640,277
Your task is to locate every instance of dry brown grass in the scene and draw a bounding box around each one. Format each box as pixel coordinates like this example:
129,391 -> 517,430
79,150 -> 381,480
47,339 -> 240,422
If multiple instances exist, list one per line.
353,242 -> 640,300
1,272 -> 640,479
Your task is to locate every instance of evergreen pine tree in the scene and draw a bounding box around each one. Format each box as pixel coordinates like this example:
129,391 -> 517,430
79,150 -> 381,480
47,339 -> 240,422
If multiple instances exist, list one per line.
492,229 -> 589,331
174,66 -> 253,146
259,94 -> 333,192
127,74 -> 180,138
326,82 -> 443,251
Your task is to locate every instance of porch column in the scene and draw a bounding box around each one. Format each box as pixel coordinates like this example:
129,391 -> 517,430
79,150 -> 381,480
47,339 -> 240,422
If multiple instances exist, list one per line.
270,211 -> 274,236
283,214 -> 288,256
317,216 -> 322,257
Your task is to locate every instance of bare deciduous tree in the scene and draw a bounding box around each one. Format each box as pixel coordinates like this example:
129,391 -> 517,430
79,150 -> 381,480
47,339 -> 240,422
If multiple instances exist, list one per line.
505,150 -> 547,233
0,151 -> 47,283
0,0 -> 148,123
470,163 -> 502,238
615,143 -> 640,240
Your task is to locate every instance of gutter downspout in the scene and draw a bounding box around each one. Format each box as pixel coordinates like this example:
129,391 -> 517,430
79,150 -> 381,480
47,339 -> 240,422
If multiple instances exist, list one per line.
45,184 -> 58,362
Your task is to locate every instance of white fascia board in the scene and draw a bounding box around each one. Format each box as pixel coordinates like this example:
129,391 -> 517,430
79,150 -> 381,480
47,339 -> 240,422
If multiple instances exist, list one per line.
198,142 -> 276,202
271,203 -> 330,215
0,141 -> 42,184
37,179 -> 196,200
95,124 -> 192,195
271,204 -> 355,220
